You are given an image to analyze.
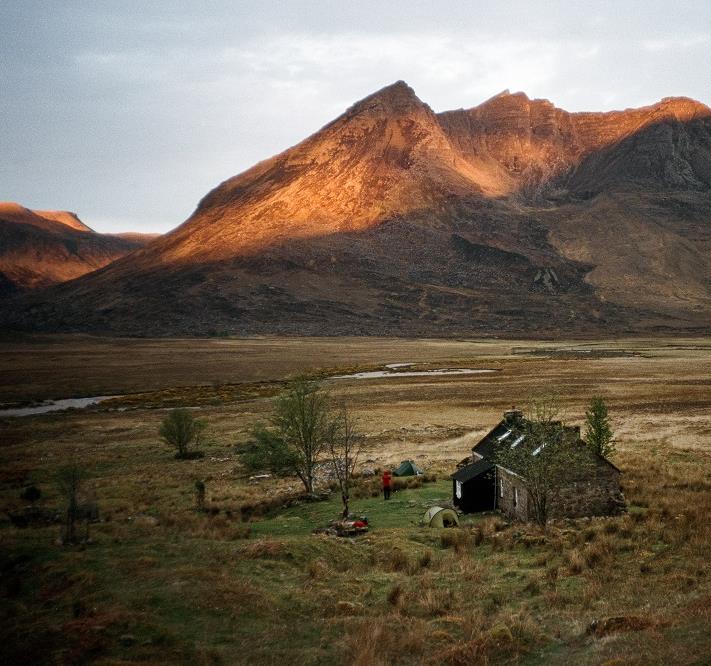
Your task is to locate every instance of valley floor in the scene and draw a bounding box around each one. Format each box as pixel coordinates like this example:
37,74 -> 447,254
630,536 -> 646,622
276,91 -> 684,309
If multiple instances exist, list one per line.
1,335 -> 710,664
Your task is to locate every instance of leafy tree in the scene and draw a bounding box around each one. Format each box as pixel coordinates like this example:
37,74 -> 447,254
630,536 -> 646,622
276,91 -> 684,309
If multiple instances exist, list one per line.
584,396 -> 615,458
328,406 -> 362,519
243,378 -> 333,494
159,409 -> 206,459
56,463 -> 88,544
495,396 -> 593,526
241,425 -> 298,476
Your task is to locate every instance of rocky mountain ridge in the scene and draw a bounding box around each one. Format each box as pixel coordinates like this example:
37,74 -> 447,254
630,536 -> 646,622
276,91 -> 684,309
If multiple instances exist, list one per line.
3,82 -> 711,336
0,202 -> 157,291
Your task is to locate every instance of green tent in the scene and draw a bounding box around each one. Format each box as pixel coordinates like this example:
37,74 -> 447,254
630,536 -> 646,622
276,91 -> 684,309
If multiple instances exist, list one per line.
423,506 -> 460,528
393,459 -> 425,476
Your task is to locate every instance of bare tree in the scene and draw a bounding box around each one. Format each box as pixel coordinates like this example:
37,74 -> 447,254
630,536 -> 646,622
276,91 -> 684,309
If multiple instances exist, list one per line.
194,480 -> 206,511
56,463 -> 88,545
495,396 -> 592,526
328,406 -> 362,519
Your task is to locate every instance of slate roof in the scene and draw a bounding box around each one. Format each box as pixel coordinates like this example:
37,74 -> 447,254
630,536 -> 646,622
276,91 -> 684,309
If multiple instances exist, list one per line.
472,422 -> 512,459
469,412 -> 621,477
451,459 -> 494,483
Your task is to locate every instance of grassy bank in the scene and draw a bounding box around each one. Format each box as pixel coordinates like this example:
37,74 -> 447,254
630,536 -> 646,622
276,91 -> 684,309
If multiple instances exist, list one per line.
2,455 -> 711,664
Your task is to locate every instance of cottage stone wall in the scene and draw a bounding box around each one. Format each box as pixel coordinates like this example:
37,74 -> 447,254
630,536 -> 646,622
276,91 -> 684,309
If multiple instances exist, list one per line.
496,468 -> 529,521
496,460 -> 624,522
550,466 -> 624,519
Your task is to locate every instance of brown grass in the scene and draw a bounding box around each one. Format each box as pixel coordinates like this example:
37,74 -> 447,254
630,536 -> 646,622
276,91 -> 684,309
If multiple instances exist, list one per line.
1,335 -> 711,664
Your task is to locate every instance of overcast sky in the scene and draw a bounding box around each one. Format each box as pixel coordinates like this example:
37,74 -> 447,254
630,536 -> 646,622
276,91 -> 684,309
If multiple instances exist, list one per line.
2,1 -> 710,233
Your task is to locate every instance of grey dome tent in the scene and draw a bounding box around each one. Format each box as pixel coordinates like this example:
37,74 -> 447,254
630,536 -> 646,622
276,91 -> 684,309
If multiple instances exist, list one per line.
393,459 -> 425,476
423,506 -> 460,528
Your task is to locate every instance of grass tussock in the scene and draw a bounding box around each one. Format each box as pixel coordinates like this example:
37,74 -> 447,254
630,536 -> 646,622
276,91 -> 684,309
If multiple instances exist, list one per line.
440,529 -> 471,552
387,584 -> 403,606
380,547 -> 410,572
437,609 -> 543,665
238,538 -> 286,559
306,557 -> 330,579
341,619 -> 422,666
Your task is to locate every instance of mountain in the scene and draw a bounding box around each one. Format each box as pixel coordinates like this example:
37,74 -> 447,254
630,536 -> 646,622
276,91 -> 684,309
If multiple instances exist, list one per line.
0,202 -> 158,292
3,82 -> 711,336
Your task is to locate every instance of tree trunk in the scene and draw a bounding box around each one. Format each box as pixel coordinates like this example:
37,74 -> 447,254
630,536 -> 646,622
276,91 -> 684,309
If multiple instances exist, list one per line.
66,498 -> 77,544
341,494 -> 349,519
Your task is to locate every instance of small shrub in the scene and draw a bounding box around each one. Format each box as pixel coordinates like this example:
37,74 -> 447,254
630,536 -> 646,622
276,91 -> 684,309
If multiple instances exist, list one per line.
160,409 -> 207,459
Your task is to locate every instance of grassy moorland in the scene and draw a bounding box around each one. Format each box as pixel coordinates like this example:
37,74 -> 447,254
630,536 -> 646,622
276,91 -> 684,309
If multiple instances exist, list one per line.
1,335 -> 710,664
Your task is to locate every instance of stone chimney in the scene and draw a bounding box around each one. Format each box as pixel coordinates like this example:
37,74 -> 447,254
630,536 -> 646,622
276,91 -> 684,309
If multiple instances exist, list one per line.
504,406 -> 523,425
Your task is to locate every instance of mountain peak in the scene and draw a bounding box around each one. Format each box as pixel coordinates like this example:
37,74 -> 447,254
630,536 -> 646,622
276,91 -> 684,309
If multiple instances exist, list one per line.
655,96 -> 711,121
347,80 -> 428,117
0,202 -> 153,291
0,202 -> 92,232
34,209 -> 93,232
0,201 -> 30,217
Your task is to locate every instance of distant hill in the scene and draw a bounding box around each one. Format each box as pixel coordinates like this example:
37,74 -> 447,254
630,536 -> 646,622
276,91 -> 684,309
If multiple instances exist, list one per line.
0,202 -> 157,292
3,82 -> 711,336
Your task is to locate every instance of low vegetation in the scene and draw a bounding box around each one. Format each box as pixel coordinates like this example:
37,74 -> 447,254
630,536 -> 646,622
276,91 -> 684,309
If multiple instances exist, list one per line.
3,461 -> 710,664
243,378 -> 336,494
159,408 -> 206,459
1,337 -> 710,663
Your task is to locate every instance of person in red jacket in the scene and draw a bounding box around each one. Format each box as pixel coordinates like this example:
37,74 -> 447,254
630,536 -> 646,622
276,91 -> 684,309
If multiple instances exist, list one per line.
382,469 -> 392,500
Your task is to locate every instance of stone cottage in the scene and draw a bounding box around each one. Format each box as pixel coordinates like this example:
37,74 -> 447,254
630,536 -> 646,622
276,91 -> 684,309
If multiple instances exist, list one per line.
452,409 -> 625,521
